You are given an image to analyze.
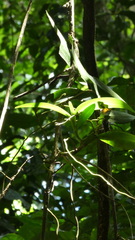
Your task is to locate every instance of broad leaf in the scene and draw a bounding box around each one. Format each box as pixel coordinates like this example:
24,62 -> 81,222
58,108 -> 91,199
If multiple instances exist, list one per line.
99,131 -> 135,150
109,110 -> 135,123
73,51 -> 123,100
17,211 -> 42,240
1,233 -> 24,240
46,11 -> 71,66
73,51 -> 100,97
108,77 -> 129,86
75,97 -> 135,114
77,104 -> 95,127
16,102 -> 71,117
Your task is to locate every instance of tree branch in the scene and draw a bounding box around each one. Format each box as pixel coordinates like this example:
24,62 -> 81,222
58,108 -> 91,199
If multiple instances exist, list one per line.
0,0 -> 33,135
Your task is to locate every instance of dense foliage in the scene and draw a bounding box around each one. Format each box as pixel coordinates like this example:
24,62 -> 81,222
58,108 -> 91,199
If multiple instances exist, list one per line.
0,0 -> 135,239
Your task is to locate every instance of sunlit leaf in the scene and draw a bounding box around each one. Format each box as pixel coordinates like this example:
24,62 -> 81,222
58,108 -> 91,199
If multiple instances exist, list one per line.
99,131 -> 135,150
68,101 -> 75,115
73,51 -> 123,100
46,11 -> 71,66
77,104 -> 95,127
15,102 -> 71,117
75,97 -> 135,114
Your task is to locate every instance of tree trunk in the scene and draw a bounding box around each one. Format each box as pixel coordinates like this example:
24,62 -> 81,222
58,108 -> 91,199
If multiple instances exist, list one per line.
82,1 -> 110,239
97,121 -> 110,240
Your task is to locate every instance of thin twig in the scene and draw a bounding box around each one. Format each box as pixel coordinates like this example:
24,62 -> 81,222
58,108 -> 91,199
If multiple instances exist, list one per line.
70,166 -> 80,240
60,151 -> 133,199
42,122 -> 60,240
47,208 -> 60,235
64,138 -> 135,200
70,162 -> 112,200
8,121 -> 53,164
13,74 -> 69,100
69,0 -> 75,37
0,156 -> 33,199
0,122 -> 53,200
0,0 -> 33,134
120,204 -> 134,240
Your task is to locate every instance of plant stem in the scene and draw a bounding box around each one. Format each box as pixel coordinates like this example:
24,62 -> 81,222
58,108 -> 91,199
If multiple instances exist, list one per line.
0,0 -> 33,135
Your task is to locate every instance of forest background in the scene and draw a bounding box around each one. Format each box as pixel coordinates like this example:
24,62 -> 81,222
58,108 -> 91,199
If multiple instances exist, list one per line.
0,0 -> 135,239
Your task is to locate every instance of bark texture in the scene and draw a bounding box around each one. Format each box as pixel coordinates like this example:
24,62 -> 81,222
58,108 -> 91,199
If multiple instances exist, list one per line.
82,1 -> 110,239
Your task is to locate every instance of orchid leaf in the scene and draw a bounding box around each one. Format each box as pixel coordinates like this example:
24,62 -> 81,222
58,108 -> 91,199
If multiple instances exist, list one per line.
77,104 -> 95,127
46,11 -> 71,66
109,110 -> 135,123
16,102 -> 71,117
99,130 -> 135,150
68,101 -> 75,115
73,51 -> 123,100
75,97 -> 135,114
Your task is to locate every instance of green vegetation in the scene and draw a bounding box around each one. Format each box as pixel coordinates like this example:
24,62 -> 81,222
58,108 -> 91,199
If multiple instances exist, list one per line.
0,0 -> 135,239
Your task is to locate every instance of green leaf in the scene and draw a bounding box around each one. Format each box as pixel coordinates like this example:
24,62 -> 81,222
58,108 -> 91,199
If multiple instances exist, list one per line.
99,131 -> 135,150
46,11 -> 71,66
73,51 -> 100,97
109,110 -> 135,123
78,104 -> 95,127
15,102 -> 71,117
75,97 -> 135,114
68,101 -> 75,115
73,51 -> 123,100
91,228 -> 97,240
120,10 -> 135,24
1,233 -> 24,240
17,211 -> 42,240
59,231 -> 75,240
53,88 -> 80,100
108,77 -> 128,86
